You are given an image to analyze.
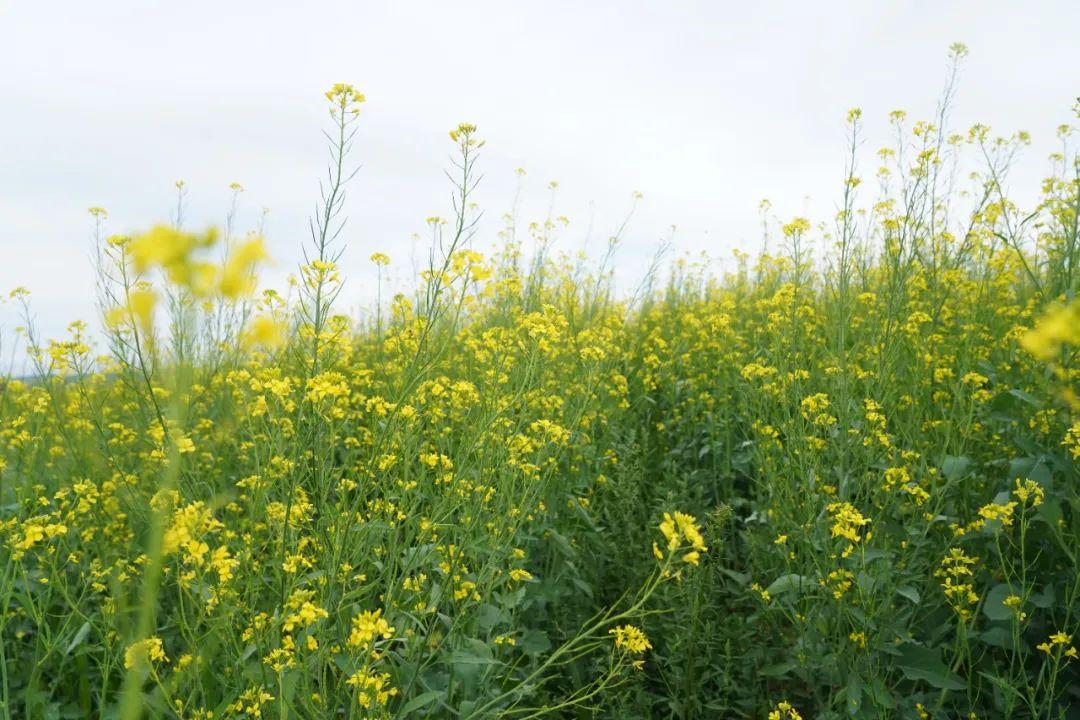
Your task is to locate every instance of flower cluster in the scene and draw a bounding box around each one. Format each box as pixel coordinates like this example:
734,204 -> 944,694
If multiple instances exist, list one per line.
654,511 -> 708,566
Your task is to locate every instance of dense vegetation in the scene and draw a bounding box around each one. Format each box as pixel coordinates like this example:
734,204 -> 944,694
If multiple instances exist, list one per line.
1,49 -> 1079,719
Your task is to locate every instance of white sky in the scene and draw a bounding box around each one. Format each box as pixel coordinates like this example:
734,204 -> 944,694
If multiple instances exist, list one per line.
1,0 -> 1077,344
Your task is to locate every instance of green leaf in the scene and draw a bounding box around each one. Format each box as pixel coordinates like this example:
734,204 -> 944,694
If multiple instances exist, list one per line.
399,690 -> 443,714
448,641 -> 501,684
64,622 -> 92,656
977,671 -> 1024,700
759,661 -> 796,677
1007,388 -> 1043,408
519,629 -> 551,655
941,456 -> 971,482
766,574 -> 809,596
896,644 -> 965,690
477,603 -> 505,631
896,586 -> 920,605
844,675 -> 863,715
449,643 -> 494,664
979,627 -> 1016,650
868,677 -> 896,709
1030,584 -> 1055,609
1036,498 -> 1063,528
1009,457 -> 1051,488
571,578 -> 594,598
861,549 -> 891,564
719,567 -> 750,586
982,584 -> 1016,621
279,670 -> 299,704
499,586 -> 526,609
545,530 -> 577,558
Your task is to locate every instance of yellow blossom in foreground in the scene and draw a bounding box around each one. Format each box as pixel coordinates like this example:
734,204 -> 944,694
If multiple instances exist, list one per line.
228,687 -> 274,717
1036,631 -> 1078,659
1004,594 -> 1028,621
509,567 -> 533,583
826,502 -> 870,547
220,236 -> 269,298
242,315 -> 286,349
124,637 -> 168,669
127,288 -> 158,333
768,700 -> 804,720
657,511 -> 707,565
1013,478 -> 1045,507
347,609 -> 395,649
937,548 -> 979,621
346,669 -> 398,708
1021,300 -> 1080,359
609,624 -> 652,654
128,225 -> 218,280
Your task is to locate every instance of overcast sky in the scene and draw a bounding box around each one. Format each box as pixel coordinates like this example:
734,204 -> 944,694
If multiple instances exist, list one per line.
1,0 -> 1077,344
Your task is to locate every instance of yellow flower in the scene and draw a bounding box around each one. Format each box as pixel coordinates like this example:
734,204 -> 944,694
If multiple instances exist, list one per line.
1003,594 -> 1027,621
751,582 -> 772,603
657,511 -> 707,564
782,218 -> 811,238
609,624 -> 652,654
826,502 -> 870,545
509,568 -> 533,583
1013,478 -> 1045,507
449,122 -> 478,142
124,637 -> 168,669
977,501 -> 1017,528
325,83 -> 366,113
128,288 -> 158,333
820,569 -> 854,600
1021,300 -> 1079,359
219,236 -> 269,298
800,392 -> 836,427
1064,422 -> 1080,459
768,700 -> 803,720
346,669 -> 398,708
282,592 -> 328,633
1035,631 -> 1075,658
936,548 -> 979,621
128,225 -> 217,275
243,315 -> 286,349
347,609 -> 394,649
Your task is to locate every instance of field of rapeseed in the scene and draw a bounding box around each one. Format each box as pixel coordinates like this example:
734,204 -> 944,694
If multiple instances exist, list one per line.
2,50 -> 1079,719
